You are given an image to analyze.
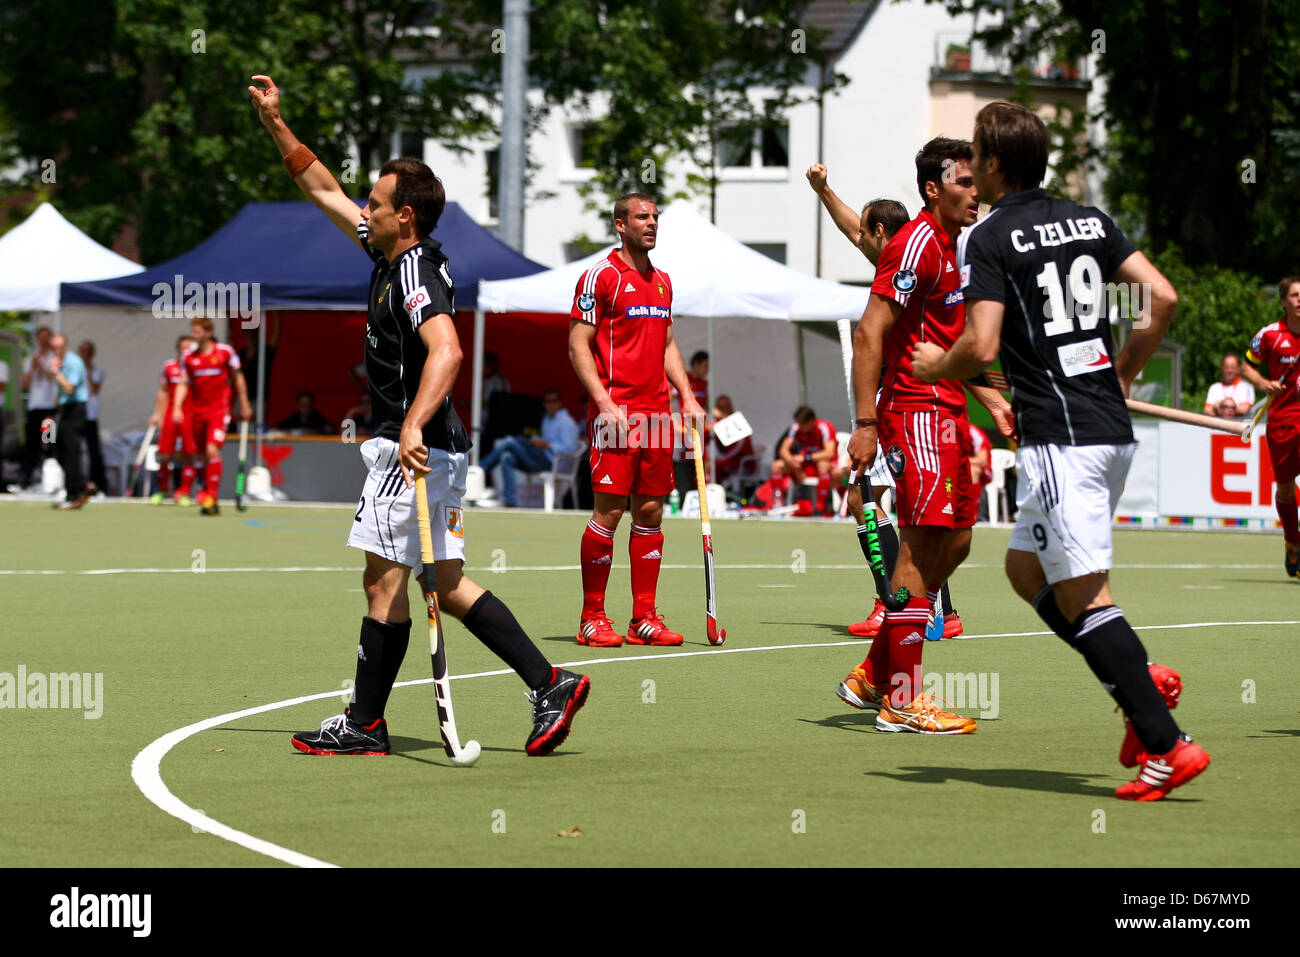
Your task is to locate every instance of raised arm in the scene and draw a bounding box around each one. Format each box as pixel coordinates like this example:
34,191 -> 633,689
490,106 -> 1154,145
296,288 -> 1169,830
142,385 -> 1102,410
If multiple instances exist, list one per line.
248,75 -> 363,249
807,164 -> 866,251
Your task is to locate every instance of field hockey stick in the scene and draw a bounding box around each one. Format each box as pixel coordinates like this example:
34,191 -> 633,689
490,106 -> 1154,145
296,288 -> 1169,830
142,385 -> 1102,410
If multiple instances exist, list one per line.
414,473 -> 481,767
126,423 -> 156,497
235,419 -> 250,511
1124,399 -> 1245,436
848,468 -> 910,612
836,319 -> 857,517
690,421 -> 726,646
1241,361 -> 1296,441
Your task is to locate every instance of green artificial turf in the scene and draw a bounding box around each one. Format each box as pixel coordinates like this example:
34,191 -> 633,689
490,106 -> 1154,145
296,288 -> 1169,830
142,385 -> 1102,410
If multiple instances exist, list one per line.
1,500 -> 1296,867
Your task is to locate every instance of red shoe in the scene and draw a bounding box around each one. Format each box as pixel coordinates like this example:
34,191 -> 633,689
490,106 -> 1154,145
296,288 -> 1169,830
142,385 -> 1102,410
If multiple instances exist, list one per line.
941,612 -> 964,639
626,612 -> 684,646
848,598 -> 886,637
576,616 -> 623,647
1116,738 -> 1210,801
1118,663 -> 1182,767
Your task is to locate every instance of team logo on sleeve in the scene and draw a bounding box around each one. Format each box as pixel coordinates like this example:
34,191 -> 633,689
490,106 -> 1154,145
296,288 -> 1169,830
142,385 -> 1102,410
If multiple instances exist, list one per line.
577,292 -> 596,312
445,506 -> 464,539
657,282 -> 665,296
403,286 -> 431,319
885,445 -> 906,478
892,269 -> 918,294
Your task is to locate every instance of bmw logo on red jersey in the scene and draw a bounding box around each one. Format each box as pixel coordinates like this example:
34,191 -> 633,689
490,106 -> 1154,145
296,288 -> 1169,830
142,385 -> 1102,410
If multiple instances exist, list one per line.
577,292 -> 596,312
893,269 -> 918,293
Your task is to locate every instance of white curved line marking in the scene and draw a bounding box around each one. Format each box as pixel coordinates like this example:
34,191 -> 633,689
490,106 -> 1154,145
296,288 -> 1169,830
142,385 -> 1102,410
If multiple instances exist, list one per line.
134,620 -> 1300,867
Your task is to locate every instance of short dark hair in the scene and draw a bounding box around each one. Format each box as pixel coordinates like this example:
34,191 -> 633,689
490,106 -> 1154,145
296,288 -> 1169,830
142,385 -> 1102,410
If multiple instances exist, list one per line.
614,192 -> 656,225
175,335 -> 191,350
915,137 -> 973,206
690,351 -> 709,367
1278,276 -> 1300,300
378,157 -> 446,238
863,198 -> 909,238
973,102 -> 1048,191
297,390 -> 315,402
793,405 -> 815,425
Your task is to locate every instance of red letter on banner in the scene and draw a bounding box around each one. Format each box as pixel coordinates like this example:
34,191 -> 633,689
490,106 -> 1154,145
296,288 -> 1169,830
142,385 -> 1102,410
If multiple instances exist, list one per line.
1258,436 -> 1276,504
1210,434 -> 1250,505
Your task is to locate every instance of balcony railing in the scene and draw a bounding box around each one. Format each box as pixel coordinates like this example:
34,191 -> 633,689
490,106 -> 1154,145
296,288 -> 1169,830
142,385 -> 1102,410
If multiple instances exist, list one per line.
933,32 -> 1089,84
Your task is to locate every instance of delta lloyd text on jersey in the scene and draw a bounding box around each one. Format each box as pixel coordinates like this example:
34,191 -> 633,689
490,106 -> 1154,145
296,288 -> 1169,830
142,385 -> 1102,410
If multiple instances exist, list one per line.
150,274 -> 260,323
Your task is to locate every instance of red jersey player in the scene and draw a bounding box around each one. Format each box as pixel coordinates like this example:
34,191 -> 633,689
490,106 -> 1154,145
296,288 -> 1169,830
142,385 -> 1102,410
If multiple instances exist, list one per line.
569,193 -> 705,647
777,405 -> 843,515
1241,276 -> 1300,576
172,317 -> 252,515
148,334 -> 197,505
841,137 -> 1004,733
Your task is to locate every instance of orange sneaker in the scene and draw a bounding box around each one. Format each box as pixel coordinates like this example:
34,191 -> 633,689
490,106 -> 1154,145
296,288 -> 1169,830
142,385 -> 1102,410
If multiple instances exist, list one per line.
848,598 -> 886,637
836,665 -> 885,710
1119,663 -> 1182,767
941,612 -> 964,639
1116,738 -> 1210,801
875,693 -> 977,734
576,616 -> 623,647
626,612 -> 683,646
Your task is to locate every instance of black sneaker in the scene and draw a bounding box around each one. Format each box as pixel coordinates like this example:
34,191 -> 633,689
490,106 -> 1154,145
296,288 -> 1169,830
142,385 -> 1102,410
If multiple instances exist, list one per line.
1286,541 -> 1299,578
525,670 -> 590,756
292,712 -> 390,755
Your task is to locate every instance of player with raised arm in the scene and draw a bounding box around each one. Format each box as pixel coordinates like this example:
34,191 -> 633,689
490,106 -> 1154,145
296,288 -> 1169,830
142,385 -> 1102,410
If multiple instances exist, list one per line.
171,318 -> 252,515
911,101 -> 1208,800
569,194 -> 706,648
1239,277 -> 1300,577
248,74 -> 588,757
837,138 -> 1010,732
149,335 -> 197,505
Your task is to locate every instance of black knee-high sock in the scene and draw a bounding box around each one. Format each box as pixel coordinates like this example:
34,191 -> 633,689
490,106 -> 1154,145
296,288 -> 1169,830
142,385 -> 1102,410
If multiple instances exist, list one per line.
1073,606 -> 1180,755
462,591 -> 553,689
1032,586 -> 1077,646
940,582 -> 954,617
857,509 -> 900,577
350,617 -> 410,725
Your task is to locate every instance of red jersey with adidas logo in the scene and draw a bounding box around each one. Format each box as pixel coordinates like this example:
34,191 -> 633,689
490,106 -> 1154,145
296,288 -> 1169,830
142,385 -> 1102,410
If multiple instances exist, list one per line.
181,343 -> 240,410
1247,320 -> 1300,429
871,209 -> 967,415
571,250 -> 673,415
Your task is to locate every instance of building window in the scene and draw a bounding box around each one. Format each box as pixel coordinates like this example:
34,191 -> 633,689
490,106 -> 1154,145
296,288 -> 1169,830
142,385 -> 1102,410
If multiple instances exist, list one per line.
570,124 -> 596,169
760,124 -> 789,168
485,149 -> 500,220
745,243 -> 786,264
400,131 -> 425,160
717,123 -> 789,169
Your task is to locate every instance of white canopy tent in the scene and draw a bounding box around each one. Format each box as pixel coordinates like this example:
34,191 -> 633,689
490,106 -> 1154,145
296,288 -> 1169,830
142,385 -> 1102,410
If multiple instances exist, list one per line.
477,204 -> 872,468
0,203 -> 144,314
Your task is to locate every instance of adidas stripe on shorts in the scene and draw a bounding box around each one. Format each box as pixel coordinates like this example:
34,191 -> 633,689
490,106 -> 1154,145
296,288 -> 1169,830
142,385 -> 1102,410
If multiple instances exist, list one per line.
1008,442 -> 1135,585
347,437 -> 467,572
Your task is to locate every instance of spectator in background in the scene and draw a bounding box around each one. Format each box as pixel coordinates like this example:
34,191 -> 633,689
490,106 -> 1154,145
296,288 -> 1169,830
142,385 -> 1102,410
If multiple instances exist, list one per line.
77,340 -> 109,494
479,389 -> 583,507
969,421 -> 993,522
342,393 -> 377,436
687,351 -> 709,406
1204,352 -> 1255,416
275,391 -> 333,434
0,350 -> 7,486
18,326 -> 55,489
48,334 -> 94,509
777,405 -> 842,515
711,394 -> 756,487
483,350 -> 510,406
238,314 -> 280,413
1216,397 -> 1243,419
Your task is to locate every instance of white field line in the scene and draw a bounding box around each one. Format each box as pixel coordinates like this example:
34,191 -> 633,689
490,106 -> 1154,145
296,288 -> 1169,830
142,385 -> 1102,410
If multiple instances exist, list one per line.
0,561 -> 1282,576
132,619 -> 1300,869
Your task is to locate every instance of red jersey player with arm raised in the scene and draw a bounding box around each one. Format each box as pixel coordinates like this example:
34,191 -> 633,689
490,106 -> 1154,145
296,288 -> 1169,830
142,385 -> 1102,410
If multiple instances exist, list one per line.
1240,276 -> 1300,577
149,334 -> 197,505
568,193 -> 705,647
840,137 -> 984,733
171,317 -> 252,515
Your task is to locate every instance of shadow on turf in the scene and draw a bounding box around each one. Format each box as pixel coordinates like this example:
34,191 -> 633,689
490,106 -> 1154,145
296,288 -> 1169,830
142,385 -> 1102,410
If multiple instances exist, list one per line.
798,712 -> 878,733
865,766 -> 1153,799
1248,728 -> 1300,737
220,727 -> 573,761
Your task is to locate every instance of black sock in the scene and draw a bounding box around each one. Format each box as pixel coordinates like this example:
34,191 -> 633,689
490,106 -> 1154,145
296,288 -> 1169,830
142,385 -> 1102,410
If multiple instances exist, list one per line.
1033,586 -> 1077,646
350,617 -> 409,725
857,510 -> 900,578
462,591 -> 552,689
1073,606 -> 1180,755
940,582 -> 954,617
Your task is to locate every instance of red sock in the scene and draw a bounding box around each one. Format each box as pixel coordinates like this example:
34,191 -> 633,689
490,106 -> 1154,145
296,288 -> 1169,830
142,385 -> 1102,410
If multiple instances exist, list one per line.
178,465 -> 196,496
861,623 -> 891,689
581,520 -> 615,619
204,458 -> 223,500
157,462 -> 171,494
1277,494 -> 1299,543
884,596 -> 931,707
629,523 -> 664,620
817,474 -> 831,511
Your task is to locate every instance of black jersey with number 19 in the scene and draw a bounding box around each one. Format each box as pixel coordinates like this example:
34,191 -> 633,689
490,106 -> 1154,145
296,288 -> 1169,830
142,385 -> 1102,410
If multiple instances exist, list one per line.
957,188 -> 1138,447
358,222 -> 470,452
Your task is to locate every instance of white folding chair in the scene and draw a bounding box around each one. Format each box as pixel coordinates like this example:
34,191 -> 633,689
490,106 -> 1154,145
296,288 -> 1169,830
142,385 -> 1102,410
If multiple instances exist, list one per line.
985,447 -> 1017,523
519,445 -> 586,511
